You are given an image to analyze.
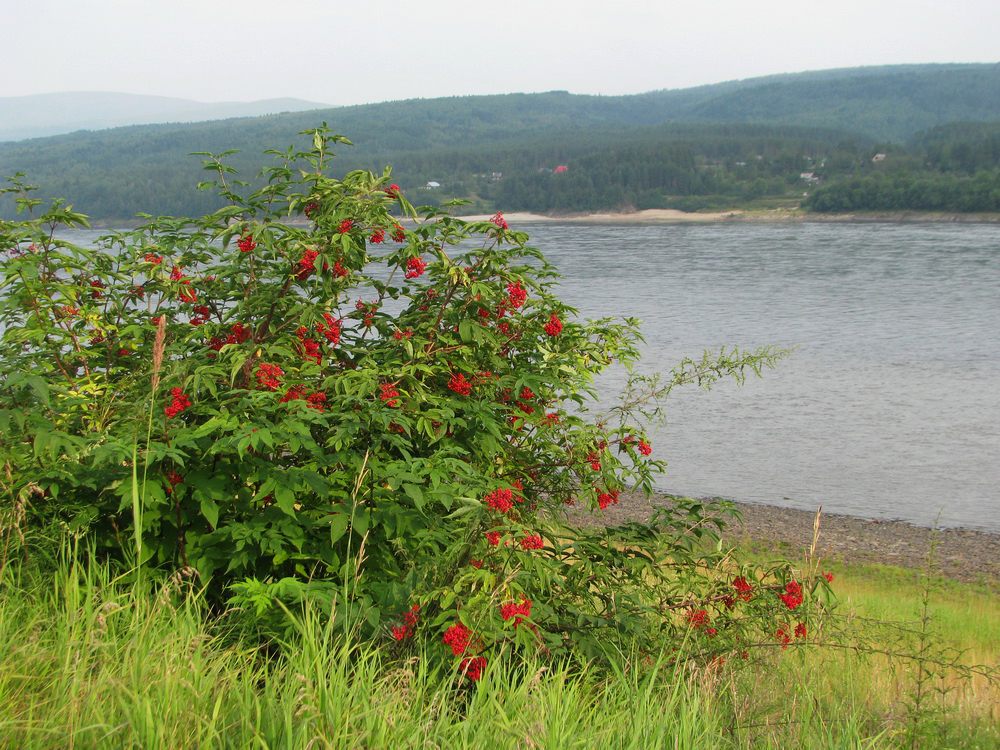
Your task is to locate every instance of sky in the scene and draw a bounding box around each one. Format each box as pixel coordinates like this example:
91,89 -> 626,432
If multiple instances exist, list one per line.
5,0 -> 999,105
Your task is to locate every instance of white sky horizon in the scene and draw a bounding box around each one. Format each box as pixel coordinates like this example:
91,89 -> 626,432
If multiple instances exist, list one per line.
5,1 -> 998,107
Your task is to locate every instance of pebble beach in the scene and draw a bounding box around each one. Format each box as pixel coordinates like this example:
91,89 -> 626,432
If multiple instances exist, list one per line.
572,490 -> 1000,587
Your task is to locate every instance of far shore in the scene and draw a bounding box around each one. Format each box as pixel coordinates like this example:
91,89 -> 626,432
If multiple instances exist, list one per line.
77,209 -> 1000,229
76,208 -> 1000,229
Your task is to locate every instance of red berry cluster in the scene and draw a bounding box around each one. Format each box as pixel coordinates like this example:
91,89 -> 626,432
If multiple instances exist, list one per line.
732,576 -> 754,601
303,201 -> 319,217
237,234 -> 257,253
392,604 -> 420,640
370,228 -> 386,244
207,322 -> 251,356
638,441 -> 652,456
597,489 -> 620,510
89,279 -> 105,299
514,386 -> 536,416
178,285 -> 197,303
296,249 -> 319,280
295,327 -> 322,365
189,304 -> 211,326
506,281 -> 527,309
386,184 -> 400,199
379,382 -> 401,407
143,252 -> 163,265
447,372 -> 473,396
778,581 -> 803,610
687,609 -> 710,630
460,656 -> 487,681
543,312 -> 563,336
164,388 -> 191,418
519,534 -> 543,550
776,622 -> 808,648
338,219 -> 353,234
485,488 -> 515,513
391,225 -> 406,242
354,299 -> 378,327
165,470 -> 183,493
404,256 -> 427,279
490,212 -> 509,230
278,386 -> 327,412
255,363 -> 283,391
443,622 -> 475,655
316,313 -> 342,346
443,623 -> 487,681
500,598 -> 533,629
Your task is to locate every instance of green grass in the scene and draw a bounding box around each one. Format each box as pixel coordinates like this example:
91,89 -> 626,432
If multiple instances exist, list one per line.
0,542 -> 996,748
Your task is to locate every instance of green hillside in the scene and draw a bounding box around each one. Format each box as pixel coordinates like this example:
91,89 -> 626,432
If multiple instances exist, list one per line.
674,66 -> 1000,142
2,64 -> 999,220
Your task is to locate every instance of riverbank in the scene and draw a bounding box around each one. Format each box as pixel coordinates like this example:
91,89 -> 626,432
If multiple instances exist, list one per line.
455,208 -> 1000,224
572,491 -> 1000,587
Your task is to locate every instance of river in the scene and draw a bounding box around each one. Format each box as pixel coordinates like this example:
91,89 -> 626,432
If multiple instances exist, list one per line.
50,221 -> 1000,531
530,221 -> 999,531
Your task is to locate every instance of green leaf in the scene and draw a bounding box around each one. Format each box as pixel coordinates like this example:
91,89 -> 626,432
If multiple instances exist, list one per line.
274,485 -> 297,518
328,513 -> 349,545
352,508 -> 370,536
458,320 -> 474,343
24,375 -> 50,407
402,483 -> 424,509
200,496 -> 220,529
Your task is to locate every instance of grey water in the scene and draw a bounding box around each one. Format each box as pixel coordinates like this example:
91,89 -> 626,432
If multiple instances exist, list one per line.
53,222 -> 1000,531
529,221 -> 999,532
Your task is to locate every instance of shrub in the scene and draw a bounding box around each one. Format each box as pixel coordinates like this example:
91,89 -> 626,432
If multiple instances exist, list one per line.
1,126 -> 809,675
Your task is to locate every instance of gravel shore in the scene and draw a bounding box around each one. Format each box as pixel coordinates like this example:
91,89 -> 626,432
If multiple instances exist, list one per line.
571,490 -> 1000,587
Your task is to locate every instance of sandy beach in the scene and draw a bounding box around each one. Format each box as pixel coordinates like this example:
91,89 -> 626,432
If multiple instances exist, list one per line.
456,209 -> 744,224
453,209 -> 1000,225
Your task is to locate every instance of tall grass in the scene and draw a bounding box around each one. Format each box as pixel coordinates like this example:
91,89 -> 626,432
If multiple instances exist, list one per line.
0,541 -> 995,748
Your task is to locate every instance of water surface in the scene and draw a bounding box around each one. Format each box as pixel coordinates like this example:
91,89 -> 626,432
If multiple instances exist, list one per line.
532,222 -> 999,531
49,222 -> 1000,531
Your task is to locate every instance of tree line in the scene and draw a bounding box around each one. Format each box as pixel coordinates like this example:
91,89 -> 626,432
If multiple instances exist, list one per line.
3,116 -> 1000,219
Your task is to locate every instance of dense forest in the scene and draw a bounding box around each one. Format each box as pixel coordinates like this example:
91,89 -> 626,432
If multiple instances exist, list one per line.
2,64 -> 1000,220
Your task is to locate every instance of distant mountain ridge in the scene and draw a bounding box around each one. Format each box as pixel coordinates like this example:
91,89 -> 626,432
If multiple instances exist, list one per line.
0,92 -> 335,141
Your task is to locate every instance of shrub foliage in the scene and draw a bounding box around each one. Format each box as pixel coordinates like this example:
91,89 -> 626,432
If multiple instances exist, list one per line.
1,128 -> 815,674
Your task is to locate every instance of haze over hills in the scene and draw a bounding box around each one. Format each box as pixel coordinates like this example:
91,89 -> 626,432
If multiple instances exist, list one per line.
0,92 -> 334,142
3,63 -> 997,145
2,63 -> 999,219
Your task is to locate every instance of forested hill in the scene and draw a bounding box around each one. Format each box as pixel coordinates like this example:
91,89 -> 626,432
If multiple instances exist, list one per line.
652,65 -> 999,140
2,63 -> 1000,220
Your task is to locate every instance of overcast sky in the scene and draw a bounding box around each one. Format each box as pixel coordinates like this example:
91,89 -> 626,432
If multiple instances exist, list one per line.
6,0 -> 998,105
